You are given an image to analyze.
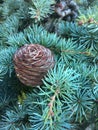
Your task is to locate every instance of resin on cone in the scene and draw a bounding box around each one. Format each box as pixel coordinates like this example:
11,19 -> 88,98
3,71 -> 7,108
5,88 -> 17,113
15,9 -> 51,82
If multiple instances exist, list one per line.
13,44 -> 55,86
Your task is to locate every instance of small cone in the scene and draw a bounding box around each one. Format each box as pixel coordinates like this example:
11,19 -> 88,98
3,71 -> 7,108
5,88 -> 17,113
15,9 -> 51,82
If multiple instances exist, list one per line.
13,44 -> 55,86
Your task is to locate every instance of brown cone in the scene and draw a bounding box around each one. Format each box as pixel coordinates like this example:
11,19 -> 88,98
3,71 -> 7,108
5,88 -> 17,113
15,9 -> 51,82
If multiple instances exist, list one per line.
13,44 -> 55,86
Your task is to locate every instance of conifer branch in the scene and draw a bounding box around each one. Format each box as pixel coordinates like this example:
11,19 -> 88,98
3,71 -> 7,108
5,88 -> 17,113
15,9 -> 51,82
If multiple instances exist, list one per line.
48,88 -> 60,117
0,0 -> 98,129
29,0 -> 55,22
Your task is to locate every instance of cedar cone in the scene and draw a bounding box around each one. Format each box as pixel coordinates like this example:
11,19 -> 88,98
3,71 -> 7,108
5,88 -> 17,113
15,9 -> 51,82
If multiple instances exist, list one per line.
13,44 -> 55,86
55,0 -> 79,21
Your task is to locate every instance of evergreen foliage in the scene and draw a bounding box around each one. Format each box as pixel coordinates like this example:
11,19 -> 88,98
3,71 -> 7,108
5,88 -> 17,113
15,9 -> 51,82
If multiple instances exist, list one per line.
0,0 -> 98,129
29,0 -> 55,22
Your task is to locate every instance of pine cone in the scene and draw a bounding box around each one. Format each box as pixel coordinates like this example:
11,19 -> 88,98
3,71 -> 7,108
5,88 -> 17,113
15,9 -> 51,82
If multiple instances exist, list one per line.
13,44 -> 55,86
55,0 -> 79,21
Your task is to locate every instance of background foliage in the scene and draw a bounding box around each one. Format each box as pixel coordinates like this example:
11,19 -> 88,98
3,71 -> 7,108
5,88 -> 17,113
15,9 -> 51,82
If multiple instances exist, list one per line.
0,0 -> 98,130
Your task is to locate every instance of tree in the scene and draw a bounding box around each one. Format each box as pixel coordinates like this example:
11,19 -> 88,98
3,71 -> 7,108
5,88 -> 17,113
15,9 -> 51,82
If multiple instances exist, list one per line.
0,0 -> 98,129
